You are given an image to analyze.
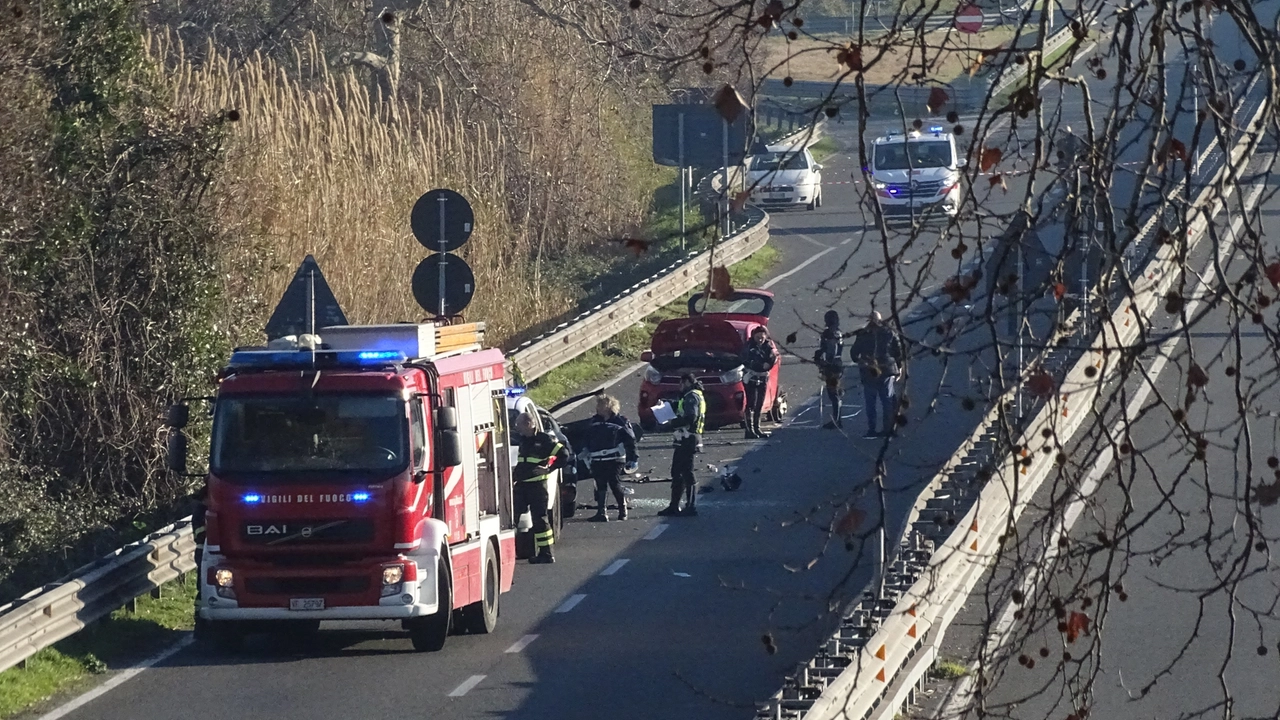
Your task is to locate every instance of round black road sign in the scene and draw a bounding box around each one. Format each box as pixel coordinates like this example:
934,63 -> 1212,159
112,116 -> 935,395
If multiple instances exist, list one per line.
412,253 -> 476,316
411,189 -> 474,252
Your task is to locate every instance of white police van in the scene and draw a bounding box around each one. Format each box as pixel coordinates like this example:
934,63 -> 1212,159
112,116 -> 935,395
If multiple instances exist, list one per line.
866,126 -> 965,221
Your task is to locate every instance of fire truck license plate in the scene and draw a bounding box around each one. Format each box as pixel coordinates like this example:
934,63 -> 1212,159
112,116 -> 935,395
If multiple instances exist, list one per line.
289,598 -> 325,611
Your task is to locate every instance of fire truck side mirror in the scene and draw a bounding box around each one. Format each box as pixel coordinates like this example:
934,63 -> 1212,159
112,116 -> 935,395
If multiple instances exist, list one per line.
166,403 -> 190,429
167,432 -> 189,474
434,406 -> 459,432
436,429 -> 463,468
640,351 -> 654,363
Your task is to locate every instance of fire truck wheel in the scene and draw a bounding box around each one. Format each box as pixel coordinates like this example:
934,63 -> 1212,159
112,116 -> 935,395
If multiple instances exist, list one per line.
195,617 -> 243,653
408,557 -> 451,652
459,544 -> 500,634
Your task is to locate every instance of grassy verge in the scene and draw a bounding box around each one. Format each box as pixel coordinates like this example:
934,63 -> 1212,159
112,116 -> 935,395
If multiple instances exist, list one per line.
932,657 -> 971,680
810,135 -> 839,162
994,31 -> 1081,102
526,244 -> 783,408
0,578 -> 196,719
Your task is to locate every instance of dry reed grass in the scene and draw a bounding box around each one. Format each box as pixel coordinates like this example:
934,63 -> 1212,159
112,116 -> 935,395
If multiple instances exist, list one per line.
149,32 -> 593,345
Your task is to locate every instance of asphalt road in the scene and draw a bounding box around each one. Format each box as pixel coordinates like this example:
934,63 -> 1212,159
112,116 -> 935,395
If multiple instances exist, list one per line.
38,46 -> 1114,720
918,7 -> 1280,719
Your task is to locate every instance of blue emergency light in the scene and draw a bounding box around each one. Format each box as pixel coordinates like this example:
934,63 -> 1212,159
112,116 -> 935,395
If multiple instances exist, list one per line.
351,491 -> 371,503
243,493 -> 262,504
930,125 -> 944,134
505,386 -> 527,397
227,349 -> 408,370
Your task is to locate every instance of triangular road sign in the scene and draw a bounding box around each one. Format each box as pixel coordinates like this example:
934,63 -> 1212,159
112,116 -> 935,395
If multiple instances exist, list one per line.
264,255 -> 348,340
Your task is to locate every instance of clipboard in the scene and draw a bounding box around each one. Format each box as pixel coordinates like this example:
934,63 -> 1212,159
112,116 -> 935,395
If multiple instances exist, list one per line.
650,401 -> 677,425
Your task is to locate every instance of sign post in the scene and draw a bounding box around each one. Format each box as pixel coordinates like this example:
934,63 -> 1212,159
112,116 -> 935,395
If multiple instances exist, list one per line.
411,189 -> 477,318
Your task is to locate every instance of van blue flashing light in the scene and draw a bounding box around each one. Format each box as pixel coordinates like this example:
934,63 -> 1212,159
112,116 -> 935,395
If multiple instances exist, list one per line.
243,493 -> 262,504
506,386 -> 527,397
351,491 -> 371,503
930,125 -> 944,134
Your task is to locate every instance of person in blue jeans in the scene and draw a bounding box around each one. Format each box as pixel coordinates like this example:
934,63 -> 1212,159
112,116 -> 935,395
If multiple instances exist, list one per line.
848,311 -> 905,438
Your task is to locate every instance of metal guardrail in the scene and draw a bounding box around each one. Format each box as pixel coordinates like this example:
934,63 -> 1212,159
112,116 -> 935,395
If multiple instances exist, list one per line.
752,74 -> 1267,720
0,517 -> 196,674
758,20 -> 1077,115
506,207 -> 770,382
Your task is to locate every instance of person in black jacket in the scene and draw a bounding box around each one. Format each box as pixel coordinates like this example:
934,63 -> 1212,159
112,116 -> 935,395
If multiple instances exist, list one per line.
659,374 -> 705,518
848,311 -> 906,438
584,394 -> 639,522
740,326 -> 779,439
812,310 -> 845,429
513,412 -> 571,564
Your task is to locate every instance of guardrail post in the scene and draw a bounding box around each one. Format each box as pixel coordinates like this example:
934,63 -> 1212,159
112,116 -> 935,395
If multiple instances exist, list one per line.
151,586 -> 163,600
125,597 -> 137,613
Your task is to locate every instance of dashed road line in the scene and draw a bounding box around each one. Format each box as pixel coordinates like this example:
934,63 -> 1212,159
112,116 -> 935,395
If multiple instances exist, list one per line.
600,559 -> 630,576
644,523 -> 669,540
555,594 -> 587,613
448,675 -> 486,697
504,634 -> 539,653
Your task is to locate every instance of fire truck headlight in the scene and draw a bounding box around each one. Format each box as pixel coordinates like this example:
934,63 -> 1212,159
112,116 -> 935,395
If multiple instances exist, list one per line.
382,565 -> 404,586
214,568 -> 234,588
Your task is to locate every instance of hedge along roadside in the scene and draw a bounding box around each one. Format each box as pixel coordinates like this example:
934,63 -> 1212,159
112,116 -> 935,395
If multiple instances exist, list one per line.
775,72 -> 1269,720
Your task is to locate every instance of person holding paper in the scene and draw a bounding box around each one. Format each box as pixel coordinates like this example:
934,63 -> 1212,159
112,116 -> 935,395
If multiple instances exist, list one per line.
658,373 -> 705,518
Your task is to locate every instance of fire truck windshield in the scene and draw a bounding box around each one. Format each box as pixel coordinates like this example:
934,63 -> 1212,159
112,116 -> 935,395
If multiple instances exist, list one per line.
211,394 -> 408,476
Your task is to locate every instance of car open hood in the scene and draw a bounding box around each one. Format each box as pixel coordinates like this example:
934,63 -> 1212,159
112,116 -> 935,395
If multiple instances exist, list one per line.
650,317 -> 744,356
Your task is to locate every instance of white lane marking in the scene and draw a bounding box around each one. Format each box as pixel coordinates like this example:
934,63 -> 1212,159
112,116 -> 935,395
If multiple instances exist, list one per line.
600,559 -> 630,576
37,635 -> 194,720
644,523 -> 669,540
840,237 -> 854,245
555,594 -> 587,613
762,245 -> 837,290
448,675 -> 487,697
504,634 -> 539,653
552,362 -> 646,419
937,181 -> 1263,719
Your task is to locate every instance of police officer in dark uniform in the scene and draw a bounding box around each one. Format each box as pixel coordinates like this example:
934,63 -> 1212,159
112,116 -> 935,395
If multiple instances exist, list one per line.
584,394 -> 639,522
813,310 -> 845,429
740,325 -> 779,439
659,373 -> 705,518
513,412 -> 570,564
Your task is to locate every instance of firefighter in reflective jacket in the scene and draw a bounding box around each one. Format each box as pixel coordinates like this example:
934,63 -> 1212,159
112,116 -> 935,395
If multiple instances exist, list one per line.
659,373 -> 705,518
585,394 -> 639,523
513,412 -> 569,564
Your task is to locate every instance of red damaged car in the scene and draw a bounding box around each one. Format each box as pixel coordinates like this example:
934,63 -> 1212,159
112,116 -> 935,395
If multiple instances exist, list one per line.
638,289 -> 786,431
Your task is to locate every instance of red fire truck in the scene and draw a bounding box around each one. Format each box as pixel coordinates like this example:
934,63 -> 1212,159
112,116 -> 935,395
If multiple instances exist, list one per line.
168,322 -> 516,652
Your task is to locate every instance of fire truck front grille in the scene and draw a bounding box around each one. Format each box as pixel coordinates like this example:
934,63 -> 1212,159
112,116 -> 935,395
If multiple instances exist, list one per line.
245,576 -> 371,595
239,519 -> 375,546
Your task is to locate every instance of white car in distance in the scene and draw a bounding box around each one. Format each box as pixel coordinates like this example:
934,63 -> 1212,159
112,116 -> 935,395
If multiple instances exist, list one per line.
746,147 -> 823,211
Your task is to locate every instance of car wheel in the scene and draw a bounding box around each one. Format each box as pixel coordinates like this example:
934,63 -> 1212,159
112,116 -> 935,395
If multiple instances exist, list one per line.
515,525 -> 535,559
408,556 -> 451,651
807,197 -> 817,210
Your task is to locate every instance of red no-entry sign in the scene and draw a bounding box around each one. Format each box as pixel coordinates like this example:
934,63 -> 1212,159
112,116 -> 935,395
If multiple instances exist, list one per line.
955,4 -> 985,33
